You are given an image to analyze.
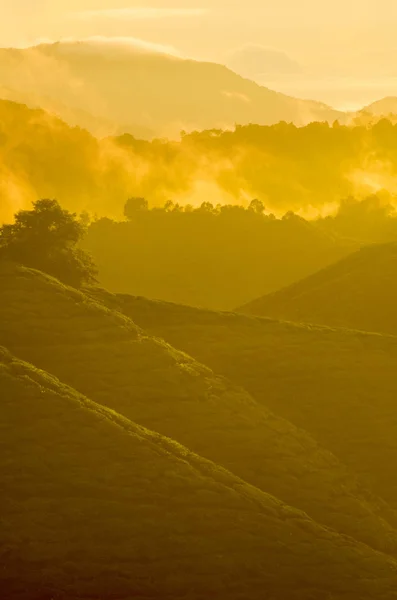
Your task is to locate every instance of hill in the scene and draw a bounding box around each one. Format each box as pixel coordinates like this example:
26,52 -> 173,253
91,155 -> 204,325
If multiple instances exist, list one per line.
84,209 -> 353,309
363,97 -> 397,116
239,242 -> 397,335
6,349 -> 397,599
0,84 -> 155,139
0,42 -> 344,139
95,290 -> 397,513
1,262 -> 397,555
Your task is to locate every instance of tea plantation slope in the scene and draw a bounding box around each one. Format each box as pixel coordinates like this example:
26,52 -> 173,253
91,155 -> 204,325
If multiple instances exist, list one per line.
104,291 -> 397,515
1,262 -> 397,556
3,347 -> 397,599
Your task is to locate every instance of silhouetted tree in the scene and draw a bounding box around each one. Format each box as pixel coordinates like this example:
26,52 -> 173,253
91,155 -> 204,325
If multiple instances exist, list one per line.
248,199 -> 265,214
0,199 -> 97,287
124,197 -> 148,219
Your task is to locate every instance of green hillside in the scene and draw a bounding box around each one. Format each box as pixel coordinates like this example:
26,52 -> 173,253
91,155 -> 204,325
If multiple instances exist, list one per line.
239,243 -> 397,335
98,291 -> 397,513
7,348 -> 397,599
1,262 -> 397,555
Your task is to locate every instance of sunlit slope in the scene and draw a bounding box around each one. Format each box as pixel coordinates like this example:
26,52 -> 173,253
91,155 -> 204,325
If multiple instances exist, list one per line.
240,243 -> 397,335
99,291 -> 397,512
0,43 -> 344,138
1,263 -> 397,554
6,350 -> 397,599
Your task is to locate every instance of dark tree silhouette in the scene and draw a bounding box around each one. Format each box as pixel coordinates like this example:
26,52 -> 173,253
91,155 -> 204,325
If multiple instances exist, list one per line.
0,199 -> 97,287
248,199 -> 265,214
124,197 -> 148,219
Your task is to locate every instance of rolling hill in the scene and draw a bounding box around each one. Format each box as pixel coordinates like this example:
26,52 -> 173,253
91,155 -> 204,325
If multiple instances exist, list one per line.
6,349 -> 397,599
1,261 -> 397,555
363,97 -> 397,116
94,289 -> 397,513
0,42 -> 345,139
239,242 -> 397,335
84,211 -> 354,310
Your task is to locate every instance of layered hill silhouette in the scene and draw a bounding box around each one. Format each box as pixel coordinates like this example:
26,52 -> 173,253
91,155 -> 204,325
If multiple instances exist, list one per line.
2,94 -> 397,228
96,290 -> 397,513
0,84 -> 155,139
0,42 -> 344,139
84,211 -> 353,309
7,349 -> 397,599
240,242 -> 397,335
363,97 -> 397,117
2,262 -> 397,556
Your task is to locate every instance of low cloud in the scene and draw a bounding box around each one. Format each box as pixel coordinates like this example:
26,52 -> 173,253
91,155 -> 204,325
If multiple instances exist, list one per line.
49,36 -> 182,58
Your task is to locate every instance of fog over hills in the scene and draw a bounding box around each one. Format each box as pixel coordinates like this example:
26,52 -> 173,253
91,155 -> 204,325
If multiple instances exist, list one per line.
4,5 -> 397,598
0,41 -> 345,138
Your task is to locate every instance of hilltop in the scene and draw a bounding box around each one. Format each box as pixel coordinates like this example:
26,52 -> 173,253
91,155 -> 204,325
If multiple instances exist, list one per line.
6,348 -> 397,598
239,242 -> 397,335
363,97 -> 397,116
0,42 -> 344,139
1,261 -> 397,555
93,289 -> 397,513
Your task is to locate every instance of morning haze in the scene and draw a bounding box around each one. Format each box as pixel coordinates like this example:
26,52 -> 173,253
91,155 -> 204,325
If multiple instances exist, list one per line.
2,2 -> 397,599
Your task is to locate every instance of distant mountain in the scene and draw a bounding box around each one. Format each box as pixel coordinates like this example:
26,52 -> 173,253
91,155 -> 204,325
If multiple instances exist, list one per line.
7,347 -> 397,599
0,84 -> 155,138
226,45 -> 302,79
239,242 -> 397,336
0,42 -> 345,138
362,97 -> 397,116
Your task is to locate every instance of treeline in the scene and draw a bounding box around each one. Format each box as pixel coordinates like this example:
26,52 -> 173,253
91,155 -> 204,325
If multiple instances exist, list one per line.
83,199 -> 353,310
1,192 -> 396,309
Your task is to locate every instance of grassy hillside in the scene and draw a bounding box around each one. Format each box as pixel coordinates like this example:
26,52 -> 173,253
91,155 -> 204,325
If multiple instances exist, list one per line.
1,262 -> 397,555
239,243 -> 397,335
99,291 -> 397,513
0,42 -> 344,139
7,349 -> 397,599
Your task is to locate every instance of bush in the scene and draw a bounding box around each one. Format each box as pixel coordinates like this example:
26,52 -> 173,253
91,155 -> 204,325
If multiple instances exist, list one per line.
0,199 -> 97,287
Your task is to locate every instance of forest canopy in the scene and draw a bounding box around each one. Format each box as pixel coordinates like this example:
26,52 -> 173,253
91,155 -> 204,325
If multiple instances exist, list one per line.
2,99 -> 397,222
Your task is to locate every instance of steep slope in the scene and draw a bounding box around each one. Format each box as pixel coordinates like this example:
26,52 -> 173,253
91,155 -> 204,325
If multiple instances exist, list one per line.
97,290 -> 397,513
239,243 -> 397,335
1,262 -> 397,555
0,42 -> 344,138
6,350 -> 397,599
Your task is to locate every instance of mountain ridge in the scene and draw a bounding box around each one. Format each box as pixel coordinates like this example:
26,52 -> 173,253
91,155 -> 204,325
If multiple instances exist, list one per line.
0,42 -> 345,138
